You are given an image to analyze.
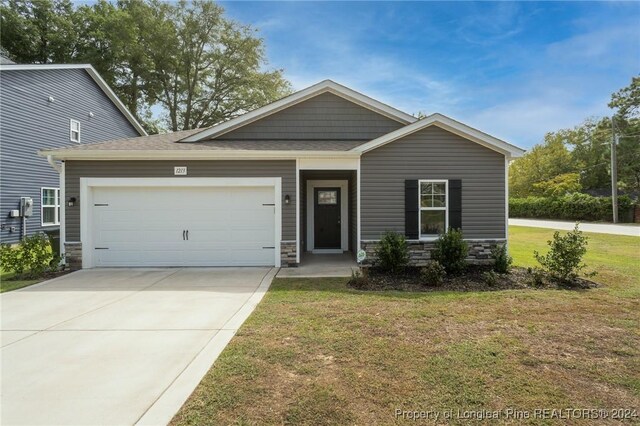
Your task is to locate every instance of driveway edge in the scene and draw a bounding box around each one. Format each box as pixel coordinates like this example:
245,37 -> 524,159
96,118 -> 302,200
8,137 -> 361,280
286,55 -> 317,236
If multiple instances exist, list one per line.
135,267 -> 278,426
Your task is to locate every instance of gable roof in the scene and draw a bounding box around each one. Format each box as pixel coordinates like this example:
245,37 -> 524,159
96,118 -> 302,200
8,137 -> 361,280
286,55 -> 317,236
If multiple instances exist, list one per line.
0,64 -> 147,136
182,79 -> 417,142
353,113 -> 526,158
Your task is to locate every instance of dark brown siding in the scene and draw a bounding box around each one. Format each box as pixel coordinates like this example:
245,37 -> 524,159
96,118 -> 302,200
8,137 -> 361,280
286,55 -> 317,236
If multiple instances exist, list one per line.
218,92 -> 404,141
65,160 -> 296,241
361,126 -> 506,240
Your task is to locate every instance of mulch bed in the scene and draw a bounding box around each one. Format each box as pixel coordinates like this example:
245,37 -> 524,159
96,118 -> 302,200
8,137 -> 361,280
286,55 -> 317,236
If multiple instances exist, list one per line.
349,266 -> 599,292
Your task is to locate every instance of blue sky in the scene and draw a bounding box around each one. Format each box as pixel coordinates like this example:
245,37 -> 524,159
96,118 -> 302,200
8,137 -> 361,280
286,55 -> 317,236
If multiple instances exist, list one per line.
221,1 -> 640,148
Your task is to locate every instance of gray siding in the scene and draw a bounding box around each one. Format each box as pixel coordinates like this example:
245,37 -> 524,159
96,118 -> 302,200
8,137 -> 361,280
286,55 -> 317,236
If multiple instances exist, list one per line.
0,68 -> 140,244
64,160 -> 296,242
218,92 -> 404,141
361,126 -> 506,240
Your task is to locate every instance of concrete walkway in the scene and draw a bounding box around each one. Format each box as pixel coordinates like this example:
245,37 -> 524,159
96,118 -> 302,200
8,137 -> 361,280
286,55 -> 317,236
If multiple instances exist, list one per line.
277,252 -> 357,278
509,218 -> 640,237
1,267 -> 276,426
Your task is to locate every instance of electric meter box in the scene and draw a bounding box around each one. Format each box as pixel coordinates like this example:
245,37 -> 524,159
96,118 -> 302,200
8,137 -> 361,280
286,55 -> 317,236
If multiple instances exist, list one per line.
20,197 -> 33,217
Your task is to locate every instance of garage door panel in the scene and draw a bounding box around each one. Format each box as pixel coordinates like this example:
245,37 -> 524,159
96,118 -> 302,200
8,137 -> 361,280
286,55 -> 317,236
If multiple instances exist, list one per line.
91,185 -> 276,267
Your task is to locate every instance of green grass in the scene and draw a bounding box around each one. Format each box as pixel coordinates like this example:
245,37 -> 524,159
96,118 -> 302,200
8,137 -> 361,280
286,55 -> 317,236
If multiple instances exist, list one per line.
171,226 -> 639,425
0,270 -> 42,293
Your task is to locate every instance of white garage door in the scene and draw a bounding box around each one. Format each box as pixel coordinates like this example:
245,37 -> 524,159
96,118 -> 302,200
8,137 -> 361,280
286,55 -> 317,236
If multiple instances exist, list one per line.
91,186 -> 276,267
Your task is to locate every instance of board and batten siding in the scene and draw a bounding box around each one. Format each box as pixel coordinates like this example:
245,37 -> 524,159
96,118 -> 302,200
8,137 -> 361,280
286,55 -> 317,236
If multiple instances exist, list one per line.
360,126 -> 506,240
0,68 -> 140,244
64,160 -> 296,242
218,92 -> 404,141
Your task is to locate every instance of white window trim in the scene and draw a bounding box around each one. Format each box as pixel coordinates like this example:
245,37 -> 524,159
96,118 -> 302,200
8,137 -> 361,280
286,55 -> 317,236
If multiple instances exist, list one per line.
70,119 -> 81,143
418,179 -> 448,241
41,187 -> 60,226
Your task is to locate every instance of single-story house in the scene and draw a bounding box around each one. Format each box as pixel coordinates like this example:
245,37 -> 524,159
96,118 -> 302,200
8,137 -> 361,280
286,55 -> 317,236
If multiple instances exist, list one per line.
39,80 -> 525,269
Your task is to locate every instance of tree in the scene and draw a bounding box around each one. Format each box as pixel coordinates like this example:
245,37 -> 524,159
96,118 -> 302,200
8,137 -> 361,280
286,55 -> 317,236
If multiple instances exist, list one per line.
509,133 -> 576,197
532,173 -> 582,197
609,76 -> 640,191
74,0 -> 162,133
149,1 -> 291,131
0,0 -> 77,63
562,118 -> 611,191
609,76 -> 640,119
1,0 -> 291,133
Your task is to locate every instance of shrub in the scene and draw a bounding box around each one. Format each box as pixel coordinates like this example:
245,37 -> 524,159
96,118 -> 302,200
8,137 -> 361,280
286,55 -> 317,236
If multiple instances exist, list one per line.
482,270 -> 499,286
420,261 -> 446,286
509,193 -> 634,222
432,229 -> 468,274
0,233 -> 61,279
374,231 -> 409,274
534,224 -> 594,283
491,244 -> 512,274
0,243 -> 25,275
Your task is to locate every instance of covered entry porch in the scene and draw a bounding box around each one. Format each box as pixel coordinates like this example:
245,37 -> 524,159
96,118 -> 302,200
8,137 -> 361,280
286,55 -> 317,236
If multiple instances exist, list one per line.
299,169 -> 357,257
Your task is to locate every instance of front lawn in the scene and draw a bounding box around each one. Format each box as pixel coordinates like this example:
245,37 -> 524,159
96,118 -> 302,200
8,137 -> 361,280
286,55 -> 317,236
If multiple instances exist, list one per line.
172,226 -> 640,425
0,271 -> 42,293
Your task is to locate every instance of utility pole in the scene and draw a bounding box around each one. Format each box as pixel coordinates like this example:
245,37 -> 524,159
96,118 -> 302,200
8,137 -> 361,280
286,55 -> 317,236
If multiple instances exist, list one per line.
611,118 -> 619,223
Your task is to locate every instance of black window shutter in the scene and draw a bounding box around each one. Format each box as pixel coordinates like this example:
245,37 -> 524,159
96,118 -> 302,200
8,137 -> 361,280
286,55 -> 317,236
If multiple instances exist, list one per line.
449,180 -> 462,231
405,180 -> 419,239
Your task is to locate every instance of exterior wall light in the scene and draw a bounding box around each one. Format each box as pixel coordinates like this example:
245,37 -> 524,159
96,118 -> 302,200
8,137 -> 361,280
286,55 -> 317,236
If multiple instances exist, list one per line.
284,195 -> 290,205
67,197 -> 77,207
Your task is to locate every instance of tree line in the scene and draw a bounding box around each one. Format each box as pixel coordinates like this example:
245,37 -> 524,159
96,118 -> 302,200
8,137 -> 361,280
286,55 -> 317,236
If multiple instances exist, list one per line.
0,0 -> 292,133
510,76 -> 640,197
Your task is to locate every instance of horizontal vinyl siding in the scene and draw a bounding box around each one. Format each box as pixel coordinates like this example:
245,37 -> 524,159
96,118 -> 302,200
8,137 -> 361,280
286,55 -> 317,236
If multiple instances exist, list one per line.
218,92 -> 403,141
0,69 -> 140,244
361,126 -> 506,240
64,160 -> 296,242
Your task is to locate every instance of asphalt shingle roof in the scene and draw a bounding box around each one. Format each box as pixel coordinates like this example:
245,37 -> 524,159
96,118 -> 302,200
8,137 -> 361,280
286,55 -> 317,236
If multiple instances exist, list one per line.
48,128 -> 368,152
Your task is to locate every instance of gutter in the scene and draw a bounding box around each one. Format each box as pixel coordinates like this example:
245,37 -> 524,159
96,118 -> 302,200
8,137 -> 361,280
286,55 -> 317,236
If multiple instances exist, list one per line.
38,149 -> 362,161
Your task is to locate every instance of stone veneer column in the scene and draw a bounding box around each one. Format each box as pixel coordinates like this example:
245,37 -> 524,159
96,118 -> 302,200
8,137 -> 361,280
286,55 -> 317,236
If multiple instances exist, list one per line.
64,242 -> 82,270
280,241 -> 297,267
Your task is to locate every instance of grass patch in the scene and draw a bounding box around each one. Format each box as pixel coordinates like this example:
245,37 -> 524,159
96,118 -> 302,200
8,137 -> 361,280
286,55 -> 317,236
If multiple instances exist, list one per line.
0,271 -> 42,293
172,226 -> 640,425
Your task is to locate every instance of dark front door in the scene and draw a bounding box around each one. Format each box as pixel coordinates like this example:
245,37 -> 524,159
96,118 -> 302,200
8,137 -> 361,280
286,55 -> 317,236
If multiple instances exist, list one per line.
314,187 -> 341,249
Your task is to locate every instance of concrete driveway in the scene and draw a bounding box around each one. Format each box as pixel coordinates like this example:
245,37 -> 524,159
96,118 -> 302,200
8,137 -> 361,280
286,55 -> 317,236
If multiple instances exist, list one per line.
1,267 -> 275,426
509,218 -> 640,237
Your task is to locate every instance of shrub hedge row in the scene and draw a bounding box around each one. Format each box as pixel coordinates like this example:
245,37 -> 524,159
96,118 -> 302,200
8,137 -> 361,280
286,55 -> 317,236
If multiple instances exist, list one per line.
509,193 -> 635,222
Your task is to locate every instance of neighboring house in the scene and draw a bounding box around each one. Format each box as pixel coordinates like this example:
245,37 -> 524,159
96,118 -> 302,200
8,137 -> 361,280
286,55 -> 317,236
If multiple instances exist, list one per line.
39,80 -> 525,270
0,64 -> 146,245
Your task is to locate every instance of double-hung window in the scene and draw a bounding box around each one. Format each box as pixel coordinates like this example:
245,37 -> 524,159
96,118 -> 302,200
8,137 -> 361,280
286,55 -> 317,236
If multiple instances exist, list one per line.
419,180 -> 448,238
70,119 -> 81,143
41,188 -> 60,226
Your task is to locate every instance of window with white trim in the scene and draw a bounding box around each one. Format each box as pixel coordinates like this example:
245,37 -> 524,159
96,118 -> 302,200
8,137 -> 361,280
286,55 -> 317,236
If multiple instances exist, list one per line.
70,119 -> 81,143
419,180 -> 448,238
41,188 -> 60,226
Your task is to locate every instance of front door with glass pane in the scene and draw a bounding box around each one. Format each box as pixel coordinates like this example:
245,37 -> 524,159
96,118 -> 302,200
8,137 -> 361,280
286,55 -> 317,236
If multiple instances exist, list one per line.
314,187 -> 341,249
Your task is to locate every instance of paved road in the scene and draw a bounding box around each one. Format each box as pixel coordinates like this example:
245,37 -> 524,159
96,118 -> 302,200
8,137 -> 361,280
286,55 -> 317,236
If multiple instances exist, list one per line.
509,219 -> 640,237
1,267 -> 275,426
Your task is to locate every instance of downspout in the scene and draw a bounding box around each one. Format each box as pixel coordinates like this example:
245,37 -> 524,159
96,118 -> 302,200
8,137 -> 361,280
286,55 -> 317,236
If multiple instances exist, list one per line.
46,155 -> 65,263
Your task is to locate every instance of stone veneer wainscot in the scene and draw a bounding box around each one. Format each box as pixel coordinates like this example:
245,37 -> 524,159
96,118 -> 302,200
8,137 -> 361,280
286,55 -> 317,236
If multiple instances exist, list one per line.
360,239 -> 504,266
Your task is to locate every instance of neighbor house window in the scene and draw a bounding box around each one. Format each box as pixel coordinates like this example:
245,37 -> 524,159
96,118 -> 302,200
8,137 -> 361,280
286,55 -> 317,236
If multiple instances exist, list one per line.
419,180 -> 448,238
70,119 -> 80,143
41,188 -> 60,226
